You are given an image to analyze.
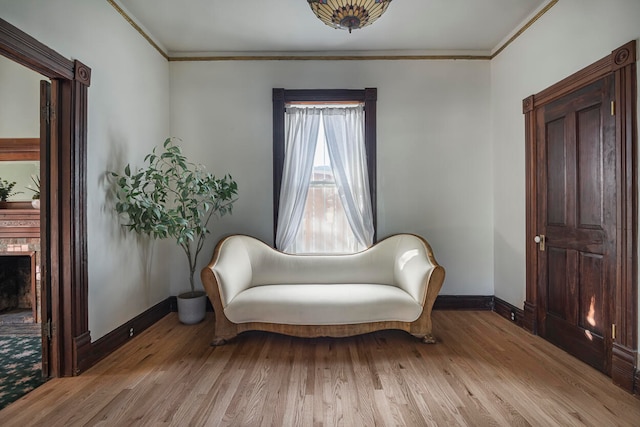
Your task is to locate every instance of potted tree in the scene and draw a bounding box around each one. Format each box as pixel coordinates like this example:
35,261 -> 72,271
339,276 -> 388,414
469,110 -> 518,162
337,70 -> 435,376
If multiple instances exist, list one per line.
0,178 -> 21,208
28,175 -> 40,209
111,138 -> 238,324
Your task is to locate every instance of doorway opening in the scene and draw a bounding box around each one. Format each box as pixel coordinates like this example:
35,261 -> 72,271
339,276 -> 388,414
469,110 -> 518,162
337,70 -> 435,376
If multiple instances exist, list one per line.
0,17 -> 92,379
0,60 -> 47,407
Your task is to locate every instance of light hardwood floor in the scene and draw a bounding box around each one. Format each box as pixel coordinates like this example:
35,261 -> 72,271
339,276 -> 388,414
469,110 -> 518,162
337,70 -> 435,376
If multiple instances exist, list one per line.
1,311 -> 639,426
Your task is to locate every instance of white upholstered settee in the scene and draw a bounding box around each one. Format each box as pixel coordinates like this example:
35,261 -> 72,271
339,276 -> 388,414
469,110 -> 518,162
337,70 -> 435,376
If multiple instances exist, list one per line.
201,234 -> 445,345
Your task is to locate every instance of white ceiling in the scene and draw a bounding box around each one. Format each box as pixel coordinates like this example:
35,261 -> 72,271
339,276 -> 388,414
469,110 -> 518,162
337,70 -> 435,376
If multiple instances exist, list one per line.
114,0 -> 552,57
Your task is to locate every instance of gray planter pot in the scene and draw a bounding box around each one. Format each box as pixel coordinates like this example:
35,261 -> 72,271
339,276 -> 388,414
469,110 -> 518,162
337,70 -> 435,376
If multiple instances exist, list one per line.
177,290 -> 206,324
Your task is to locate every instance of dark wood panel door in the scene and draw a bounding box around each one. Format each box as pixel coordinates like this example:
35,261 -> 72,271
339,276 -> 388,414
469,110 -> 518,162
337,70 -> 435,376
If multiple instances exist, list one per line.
535,75 -> 616,374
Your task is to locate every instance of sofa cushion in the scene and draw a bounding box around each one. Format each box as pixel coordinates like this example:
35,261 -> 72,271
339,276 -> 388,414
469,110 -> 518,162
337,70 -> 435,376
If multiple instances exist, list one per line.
224,283 -> 423,325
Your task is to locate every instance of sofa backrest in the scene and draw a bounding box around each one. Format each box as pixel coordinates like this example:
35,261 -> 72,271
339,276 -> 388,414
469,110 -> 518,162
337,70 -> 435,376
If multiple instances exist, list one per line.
249,242 -> 394,286
212,234 -> 436,306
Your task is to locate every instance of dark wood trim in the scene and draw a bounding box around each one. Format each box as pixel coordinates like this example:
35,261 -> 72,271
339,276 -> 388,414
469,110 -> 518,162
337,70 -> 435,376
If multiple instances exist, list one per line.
527,41 -> 636,109
634,369 -> 639,397
167,295 -> 214,312
275,88 -> 376,102
82,298 -> 173,371
612,343 -> 637,393
39,79 -> 51,377
0,202 -> 38,210
168,295 -> 177,312
612,41 -> 638,391
523,301 -> 536,334
272,88 -> 285,242
433,295 -> 494,311
60,77 -> 75,375
0,19 -> 73,80
69,60 -> 90,375
272,88 -> 377,246
0,138 -> 39,160
47,79 -> 61,376
523,94 -> 537,334
364,88 -> 377,242
171,54 -> 493,62
524,40 -> 637,392
0,17 -> 91,377
73,332 -> 92,374
0,208 -> 39,237
493,297 -> 525,328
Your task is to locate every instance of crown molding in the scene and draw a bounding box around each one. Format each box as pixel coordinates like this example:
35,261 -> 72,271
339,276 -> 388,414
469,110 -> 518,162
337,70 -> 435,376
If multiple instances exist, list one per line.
109,0 -> 558,63
107,0 -> 168,60
168,54 -> 492,62
491,0 -> 558,59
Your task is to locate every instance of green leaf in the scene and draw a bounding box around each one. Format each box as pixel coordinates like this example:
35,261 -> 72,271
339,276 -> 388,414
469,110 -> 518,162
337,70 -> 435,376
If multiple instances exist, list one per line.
109,137 -> 238,292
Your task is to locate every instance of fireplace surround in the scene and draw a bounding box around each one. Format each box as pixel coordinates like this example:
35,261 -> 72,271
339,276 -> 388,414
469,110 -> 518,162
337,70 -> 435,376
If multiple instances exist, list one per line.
0,207 -> 41,322
0,252 -> 36,318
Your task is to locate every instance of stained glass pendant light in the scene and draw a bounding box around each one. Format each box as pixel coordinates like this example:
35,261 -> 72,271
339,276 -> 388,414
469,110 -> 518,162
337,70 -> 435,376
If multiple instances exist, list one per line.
307,0 -> 393,33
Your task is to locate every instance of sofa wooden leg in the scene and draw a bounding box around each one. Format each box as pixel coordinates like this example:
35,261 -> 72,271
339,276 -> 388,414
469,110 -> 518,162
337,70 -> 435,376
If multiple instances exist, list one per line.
420,334 -> 437,344
210,337 -> 228,346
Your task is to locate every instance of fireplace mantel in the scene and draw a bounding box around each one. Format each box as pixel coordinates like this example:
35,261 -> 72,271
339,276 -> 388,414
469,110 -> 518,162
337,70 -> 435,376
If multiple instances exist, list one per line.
0,208 -> 40,238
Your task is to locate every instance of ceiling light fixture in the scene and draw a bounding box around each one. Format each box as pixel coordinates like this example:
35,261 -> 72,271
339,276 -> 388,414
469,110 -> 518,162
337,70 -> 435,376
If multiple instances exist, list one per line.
307,0 -> 393,33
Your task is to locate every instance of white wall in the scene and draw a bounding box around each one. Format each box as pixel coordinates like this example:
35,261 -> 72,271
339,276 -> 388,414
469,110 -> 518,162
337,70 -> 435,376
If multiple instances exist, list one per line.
0,55 -> 40,137
5,0 -> 633,345
0,161 -> 39,201
170,59 -> 494,296
0,56 -> 42,201
0,0 -> 171,339
491,0 -> 640,322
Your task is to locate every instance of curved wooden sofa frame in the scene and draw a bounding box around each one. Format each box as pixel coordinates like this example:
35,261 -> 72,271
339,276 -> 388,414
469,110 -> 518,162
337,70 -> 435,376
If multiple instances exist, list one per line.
201,234 -> 445,345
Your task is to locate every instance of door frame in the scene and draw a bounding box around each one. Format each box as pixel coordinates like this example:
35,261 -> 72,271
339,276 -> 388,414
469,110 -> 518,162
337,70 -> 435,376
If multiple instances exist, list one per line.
523,40 -> 637,392
0,17 -> 91,377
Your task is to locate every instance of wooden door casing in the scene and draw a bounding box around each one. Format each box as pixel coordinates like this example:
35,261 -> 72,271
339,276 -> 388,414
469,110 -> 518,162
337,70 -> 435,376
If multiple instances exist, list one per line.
39,80 -> 51,377
523,41 -> 637,392
0,17 -> 92,377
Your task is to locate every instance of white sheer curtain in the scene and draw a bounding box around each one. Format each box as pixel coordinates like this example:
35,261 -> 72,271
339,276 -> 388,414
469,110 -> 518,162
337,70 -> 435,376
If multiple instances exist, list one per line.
275,107 -> 321,251
323,107 -> 374,248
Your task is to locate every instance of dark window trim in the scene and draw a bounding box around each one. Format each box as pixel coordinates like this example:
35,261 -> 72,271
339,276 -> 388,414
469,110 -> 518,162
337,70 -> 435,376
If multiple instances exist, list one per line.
272,88 -> 377,246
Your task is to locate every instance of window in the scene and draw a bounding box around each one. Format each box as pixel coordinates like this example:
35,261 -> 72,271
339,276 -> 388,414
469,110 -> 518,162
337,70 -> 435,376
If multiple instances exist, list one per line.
273,89 -> 377,254
289,108 -> 365,253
